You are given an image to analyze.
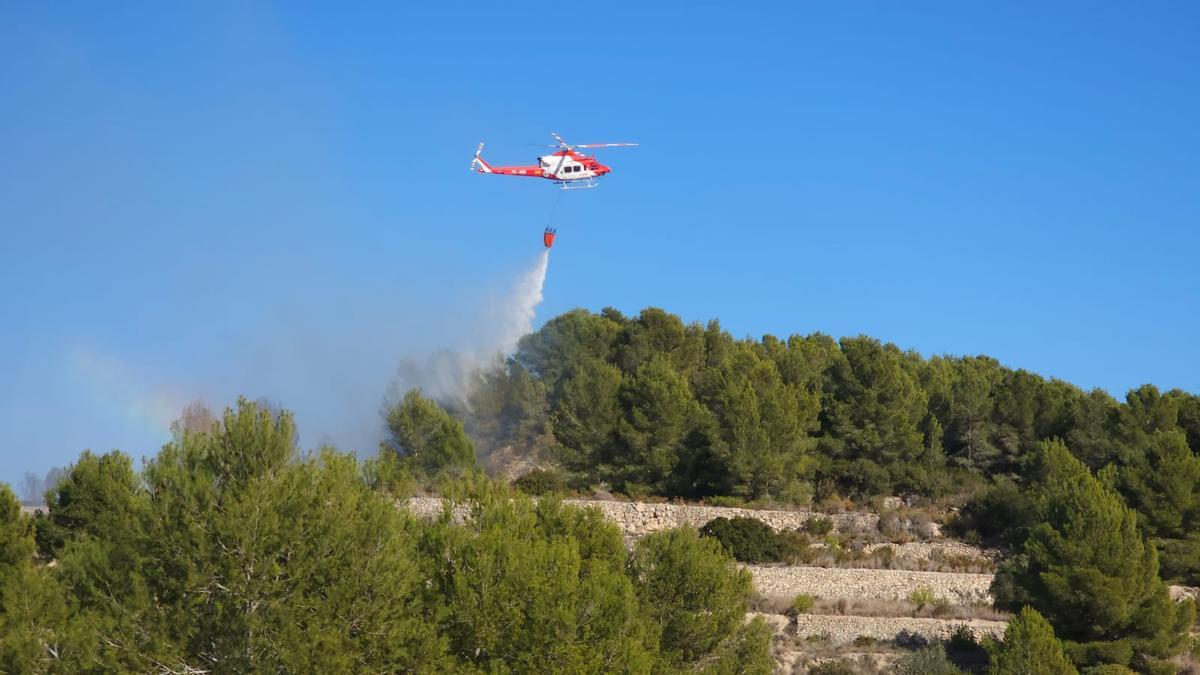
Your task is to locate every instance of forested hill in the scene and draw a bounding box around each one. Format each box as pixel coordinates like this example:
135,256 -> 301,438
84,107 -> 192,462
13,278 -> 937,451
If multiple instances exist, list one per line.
455,307 -> 1200,564
463,306 -> 1199,501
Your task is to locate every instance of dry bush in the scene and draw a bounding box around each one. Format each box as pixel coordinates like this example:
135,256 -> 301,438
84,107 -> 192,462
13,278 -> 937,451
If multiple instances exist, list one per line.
877,508 -> 940,542
815,493 -> 857,514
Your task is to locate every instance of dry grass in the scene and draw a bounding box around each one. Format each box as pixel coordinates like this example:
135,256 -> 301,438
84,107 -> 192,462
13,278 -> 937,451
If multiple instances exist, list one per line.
783,647 -> 904,675
749,594 -> 1009,622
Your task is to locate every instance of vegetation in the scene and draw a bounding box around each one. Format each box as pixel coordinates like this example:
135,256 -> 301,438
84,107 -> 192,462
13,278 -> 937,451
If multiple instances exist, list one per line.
385,388 -> 476,476
992,441 -> 1195,669
987,606 -> 1077,675
0,399 -> 769,673
457,307 -> 1200,582
894,644 -> 963,675
789,593 -> 815,615
805,515 -> 835,535
698,516 -> 805,564
511,467 -> 567,496
8,305 -> 1200,672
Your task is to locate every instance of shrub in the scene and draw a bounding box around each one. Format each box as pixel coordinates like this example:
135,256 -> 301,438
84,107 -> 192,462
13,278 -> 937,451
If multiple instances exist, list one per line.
807,661 -> 857,675
894,645 -> 962,675
895,630 -> 931,649
705,495 -> 745,508
805,516 -> 835,536
946,625 -> 978,652
870,545 -> 896,569
930,596 -> 952,617
909,587 -> 937,611
789,594 -> 815,616
512,468 -> 566,496
878,508 -> 938,542
851,635 -> 876,648
822,533 -> 843,552
909,510 -> 938,539
951,478 -> 1034,547
698,517 -> 801,564
987,606 -> 1076,675
878,510 -> 905,540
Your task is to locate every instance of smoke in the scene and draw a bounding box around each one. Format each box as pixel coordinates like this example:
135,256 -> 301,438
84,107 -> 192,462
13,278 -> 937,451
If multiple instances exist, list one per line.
386,249 -> 550,410
55,250 -> 552,465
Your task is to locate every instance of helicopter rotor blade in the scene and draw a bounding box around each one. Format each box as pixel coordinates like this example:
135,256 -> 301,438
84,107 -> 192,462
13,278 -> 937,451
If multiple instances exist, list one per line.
573,142 -> 639,149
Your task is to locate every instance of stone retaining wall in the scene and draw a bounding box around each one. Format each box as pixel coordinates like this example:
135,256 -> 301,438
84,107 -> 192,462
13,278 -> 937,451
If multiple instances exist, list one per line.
404,497 -> 878,536
786,613 -> 1006,646
747,564 -> 1199,607
562,499 -> 879,537
748,565 -> 995,605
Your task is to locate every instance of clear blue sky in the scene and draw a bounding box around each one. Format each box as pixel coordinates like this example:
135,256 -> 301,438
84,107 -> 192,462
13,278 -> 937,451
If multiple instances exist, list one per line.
2,2 -> 1198,487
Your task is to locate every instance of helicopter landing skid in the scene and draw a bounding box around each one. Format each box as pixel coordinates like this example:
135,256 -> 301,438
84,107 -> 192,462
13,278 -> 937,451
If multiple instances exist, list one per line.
556,178 -> 599,190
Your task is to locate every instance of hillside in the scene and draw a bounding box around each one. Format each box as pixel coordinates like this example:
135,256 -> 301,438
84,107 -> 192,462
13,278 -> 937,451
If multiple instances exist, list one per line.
451,307 -> 1200,587
409,495 -> 1200,673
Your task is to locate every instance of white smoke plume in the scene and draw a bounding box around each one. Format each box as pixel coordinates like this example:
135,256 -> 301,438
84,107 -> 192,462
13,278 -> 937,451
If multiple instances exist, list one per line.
386,250 -> 550,410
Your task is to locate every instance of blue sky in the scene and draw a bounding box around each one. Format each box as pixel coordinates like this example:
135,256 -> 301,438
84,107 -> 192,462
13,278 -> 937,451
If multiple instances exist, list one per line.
2,2 -> 1198,487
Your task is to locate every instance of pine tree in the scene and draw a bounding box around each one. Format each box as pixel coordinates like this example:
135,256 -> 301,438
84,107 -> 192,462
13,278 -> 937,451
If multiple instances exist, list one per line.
992,440 -> 1192,663
988,606 -> 1077,675
385,388 -> 476,475
628,527 -> 770,673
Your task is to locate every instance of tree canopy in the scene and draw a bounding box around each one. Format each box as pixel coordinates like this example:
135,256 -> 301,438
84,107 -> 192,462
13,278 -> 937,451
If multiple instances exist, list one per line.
992,441 -> 1195,668
461,307 -> 1200,579
0,398 -> 768,673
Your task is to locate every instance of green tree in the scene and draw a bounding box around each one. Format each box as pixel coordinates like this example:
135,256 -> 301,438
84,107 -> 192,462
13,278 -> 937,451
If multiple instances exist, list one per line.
947,357 -> 1002,471
0,484 -> 34,583
423,489 -> 658,673
385,388 -> 476,476
1,482 -> 98,673
628,527 -> 770,672
0,563 -> 97,674
613,357 -> 705,494
992,440 -> 1192,665
550,358 -> 623,481
1114,429 -> 1199,539
710,345 -> 813,501
138,401 -> 449,672
821,336 -> 929,495
515,308 -> 623,402
34,450 -> 145,559
1168,389 -> 1200,453
988,606 -> 1077,675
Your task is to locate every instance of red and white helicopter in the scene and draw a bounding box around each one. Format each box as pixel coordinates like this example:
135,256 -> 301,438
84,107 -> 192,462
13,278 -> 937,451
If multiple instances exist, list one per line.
471,132 -> 637,190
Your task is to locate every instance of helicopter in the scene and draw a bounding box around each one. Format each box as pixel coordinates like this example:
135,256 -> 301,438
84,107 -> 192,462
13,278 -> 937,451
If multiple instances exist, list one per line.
470,132 -> 637,189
